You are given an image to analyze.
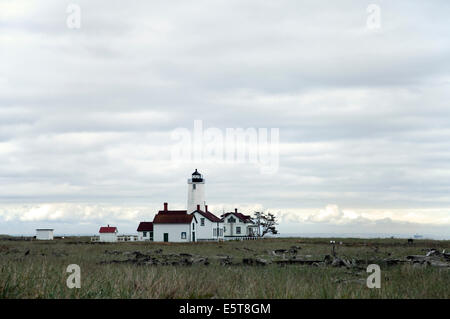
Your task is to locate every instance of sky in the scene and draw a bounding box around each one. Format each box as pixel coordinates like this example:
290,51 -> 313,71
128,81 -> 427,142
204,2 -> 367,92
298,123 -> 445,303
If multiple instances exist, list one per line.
1,0 -> 450,238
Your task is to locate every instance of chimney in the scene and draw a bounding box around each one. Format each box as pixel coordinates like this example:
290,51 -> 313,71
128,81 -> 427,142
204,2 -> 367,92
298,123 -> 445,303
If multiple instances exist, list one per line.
197,204 -> 200,211
235,208 -> 238,213
205,205 -> 208,212
164,202 -> 168,211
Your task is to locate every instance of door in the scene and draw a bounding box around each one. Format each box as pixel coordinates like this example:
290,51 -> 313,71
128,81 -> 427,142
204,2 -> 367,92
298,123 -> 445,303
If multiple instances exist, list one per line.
164,233 -> 169,242
192,232 -> 195,242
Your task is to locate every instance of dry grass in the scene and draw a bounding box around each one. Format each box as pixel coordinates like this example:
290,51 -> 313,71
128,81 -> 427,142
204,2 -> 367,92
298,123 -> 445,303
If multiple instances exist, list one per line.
0,236 -> 449,298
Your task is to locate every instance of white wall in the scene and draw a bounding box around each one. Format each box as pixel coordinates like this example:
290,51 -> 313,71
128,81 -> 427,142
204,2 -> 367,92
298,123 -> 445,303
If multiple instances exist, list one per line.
154,223 -> 196,242
223,214 -> 255,237
187,180 -> 205,213
99,233 -> 117,242
192,212 -> 223,240
36,230 -> 53,240
138,231 -> 153,241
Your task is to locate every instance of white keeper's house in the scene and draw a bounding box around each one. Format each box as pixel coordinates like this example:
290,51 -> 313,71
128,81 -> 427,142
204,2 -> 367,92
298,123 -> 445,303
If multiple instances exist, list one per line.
152,203 -> 197,242
221,209 -> 258,238
135,169 -> 259,242
191,204 -> 224,241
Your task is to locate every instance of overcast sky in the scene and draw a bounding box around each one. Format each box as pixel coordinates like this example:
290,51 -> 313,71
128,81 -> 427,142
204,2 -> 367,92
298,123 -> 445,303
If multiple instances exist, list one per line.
1,0 -> 450,238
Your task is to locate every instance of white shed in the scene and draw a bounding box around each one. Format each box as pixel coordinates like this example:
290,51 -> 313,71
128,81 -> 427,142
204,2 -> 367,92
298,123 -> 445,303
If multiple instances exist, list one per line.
99,225 -> 118,242
137,222 -> 153,241
36,229 -> 54,240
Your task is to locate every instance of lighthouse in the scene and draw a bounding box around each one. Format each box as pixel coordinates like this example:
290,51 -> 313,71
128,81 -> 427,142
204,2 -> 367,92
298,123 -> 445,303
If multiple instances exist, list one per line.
187,169 -> 206,213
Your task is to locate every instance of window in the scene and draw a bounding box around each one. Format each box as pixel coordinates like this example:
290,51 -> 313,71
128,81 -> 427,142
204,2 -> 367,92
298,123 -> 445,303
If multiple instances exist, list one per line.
193,223 -> 195,230
220,229 -> 223,236
143,231 -> 147,237
223,226 -> 226,232
193,184 -> 196,190
181,232 -> 186,239
228,217 -> 236,223
236,226 -> 241,234
201,218 -> 205,226
213,228 -> 216,237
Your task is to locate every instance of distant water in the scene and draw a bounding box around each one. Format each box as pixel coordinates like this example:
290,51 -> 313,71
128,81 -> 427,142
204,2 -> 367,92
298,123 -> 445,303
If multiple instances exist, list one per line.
269,233 -> 450,240
5,232 -> 449,240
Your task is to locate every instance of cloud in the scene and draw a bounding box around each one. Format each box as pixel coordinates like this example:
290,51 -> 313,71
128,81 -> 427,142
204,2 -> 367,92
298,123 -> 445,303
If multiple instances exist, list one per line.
1,202 -> 448,238
0,1 -> 450,235
270,204 -> 450,238
306,205 -> 355,224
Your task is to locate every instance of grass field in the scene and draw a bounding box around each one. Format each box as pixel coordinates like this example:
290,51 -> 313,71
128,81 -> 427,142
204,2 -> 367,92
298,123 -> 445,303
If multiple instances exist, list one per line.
0,236 -> 449,299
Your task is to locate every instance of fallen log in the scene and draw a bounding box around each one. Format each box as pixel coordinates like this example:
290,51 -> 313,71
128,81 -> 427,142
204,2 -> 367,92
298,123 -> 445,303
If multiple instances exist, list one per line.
242,258 -> 269,266
406,255 -> 428,262
275,259 -> 322,265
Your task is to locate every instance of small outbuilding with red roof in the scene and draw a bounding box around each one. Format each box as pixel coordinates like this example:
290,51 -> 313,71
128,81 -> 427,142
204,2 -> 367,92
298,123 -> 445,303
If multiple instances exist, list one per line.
99,225 -> 118,242
137,222 -> 153,241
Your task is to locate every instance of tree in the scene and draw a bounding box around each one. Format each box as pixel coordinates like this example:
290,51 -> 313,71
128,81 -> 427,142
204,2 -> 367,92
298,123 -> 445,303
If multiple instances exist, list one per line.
253,211 -> 278,237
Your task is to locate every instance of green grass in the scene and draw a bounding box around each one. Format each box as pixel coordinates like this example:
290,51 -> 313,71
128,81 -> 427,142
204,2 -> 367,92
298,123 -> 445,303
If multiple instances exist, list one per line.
0,237 -> 448,298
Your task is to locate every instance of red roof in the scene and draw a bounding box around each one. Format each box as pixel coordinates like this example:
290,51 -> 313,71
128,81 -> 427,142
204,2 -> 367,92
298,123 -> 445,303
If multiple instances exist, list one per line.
193,209 -> 221,222
158,210 -> 187,214
99,226 -> 117,233
222,212 -> 253,223
153,210 -> 194,224
236,213 -> 252,221
137,222 -> 153,232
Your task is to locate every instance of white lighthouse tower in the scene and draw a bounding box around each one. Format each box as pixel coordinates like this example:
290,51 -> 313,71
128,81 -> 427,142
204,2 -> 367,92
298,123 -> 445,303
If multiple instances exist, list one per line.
187,169 -> 206,213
